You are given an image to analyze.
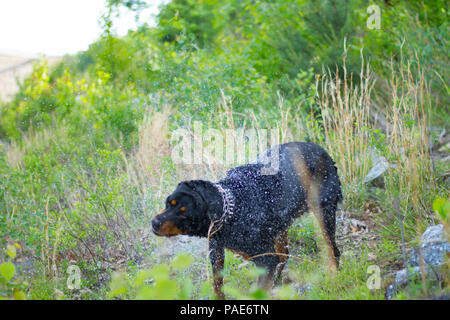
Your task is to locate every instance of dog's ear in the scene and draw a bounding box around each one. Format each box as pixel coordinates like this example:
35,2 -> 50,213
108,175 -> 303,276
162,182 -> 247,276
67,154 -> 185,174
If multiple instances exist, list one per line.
178,181 -> 208,213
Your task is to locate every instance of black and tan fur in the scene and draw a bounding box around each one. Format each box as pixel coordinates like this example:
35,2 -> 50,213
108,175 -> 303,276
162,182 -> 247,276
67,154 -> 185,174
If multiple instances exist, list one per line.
152,142 -> 342,298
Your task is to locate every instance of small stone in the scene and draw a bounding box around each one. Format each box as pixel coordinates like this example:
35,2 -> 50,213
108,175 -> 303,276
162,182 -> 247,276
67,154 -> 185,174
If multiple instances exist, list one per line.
421,224 -> 446,243
408,224 -> 450,267
386,224 -> 449,299
394,266 -> 421,286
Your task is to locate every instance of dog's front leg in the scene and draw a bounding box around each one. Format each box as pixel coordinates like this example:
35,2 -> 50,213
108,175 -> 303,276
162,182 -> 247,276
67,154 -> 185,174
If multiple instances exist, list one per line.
209,239 -> 225,299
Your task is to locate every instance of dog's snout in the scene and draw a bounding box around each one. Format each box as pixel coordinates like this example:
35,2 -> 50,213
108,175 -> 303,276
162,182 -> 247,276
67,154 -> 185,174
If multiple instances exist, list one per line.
152,218 -> 162,231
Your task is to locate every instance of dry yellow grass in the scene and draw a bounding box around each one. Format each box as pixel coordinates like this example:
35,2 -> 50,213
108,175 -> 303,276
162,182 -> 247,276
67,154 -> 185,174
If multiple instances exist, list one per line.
123,105 -> 172,199
318,57 -> 373,206
4,140 -> 24,169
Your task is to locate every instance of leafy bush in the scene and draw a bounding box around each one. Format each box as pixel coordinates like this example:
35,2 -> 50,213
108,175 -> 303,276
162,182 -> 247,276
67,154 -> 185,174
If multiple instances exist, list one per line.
108,253 -> 207,299
0,243 -> 27,300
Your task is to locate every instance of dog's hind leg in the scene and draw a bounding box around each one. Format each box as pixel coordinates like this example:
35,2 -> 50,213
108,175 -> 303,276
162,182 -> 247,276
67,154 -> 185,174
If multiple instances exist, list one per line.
252,248 -> 280,290
305,188 -> 340,271
290,146 -> 339,271
305,179 -> 340,271
316,202 -> 340,269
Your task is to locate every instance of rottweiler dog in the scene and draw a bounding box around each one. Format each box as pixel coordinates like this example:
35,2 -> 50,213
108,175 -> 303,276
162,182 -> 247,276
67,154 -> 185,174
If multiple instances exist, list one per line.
152,142 -> 342,298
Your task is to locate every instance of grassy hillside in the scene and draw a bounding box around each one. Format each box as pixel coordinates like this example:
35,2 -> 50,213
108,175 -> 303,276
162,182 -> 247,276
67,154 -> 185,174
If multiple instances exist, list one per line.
0,0 -> 448,300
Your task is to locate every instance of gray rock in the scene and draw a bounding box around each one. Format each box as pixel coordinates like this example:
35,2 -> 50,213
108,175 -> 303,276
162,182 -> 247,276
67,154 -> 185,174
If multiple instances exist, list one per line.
386,224 -> 449,299
394,266 -> 421,286
385,284 -> 396,300
385,266 -> 424,300
408,242 -> 450,267
363,156 -> 390,184
438,142 -> 450,153
363,148 -> 397,187
297,283 -> 314,295
13,258 -> 37,277
408,224 -> 449,268
422,224 -> 446,242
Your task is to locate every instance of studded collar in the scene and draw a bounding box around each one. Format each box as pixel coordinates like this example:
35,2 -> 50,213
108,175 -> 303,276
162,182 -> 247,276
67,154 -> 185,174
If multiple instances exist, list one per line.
213,183 -> 235,223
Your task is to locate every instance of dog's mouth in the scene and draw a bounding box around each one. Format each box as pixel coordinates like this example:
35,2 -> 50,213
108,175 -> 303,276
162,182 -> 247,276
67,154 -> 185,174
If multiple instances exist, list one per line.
152,223 -> 186,237
152,230 -> 178,238
152,224 -> 165,237
152,227 -> 161,236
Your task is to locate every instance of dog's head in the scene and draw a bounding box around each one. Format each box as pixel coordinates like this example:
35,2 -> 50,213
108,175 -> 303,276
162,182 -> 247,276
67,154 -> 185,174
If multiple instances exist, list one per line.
151,181 -> 210,237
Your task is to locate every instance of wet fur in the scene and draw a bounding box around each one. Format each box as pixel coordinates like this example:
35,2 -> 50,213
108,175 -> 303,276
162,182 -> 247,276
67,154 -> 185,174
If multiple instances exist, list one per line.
152,142 -> 342,298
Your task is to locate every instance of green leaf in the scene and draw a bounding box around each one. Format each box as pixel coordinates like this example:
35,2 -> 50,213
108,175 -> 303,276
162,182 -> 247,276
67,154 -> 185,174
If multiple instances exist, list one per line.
136,286 -> 154,300
134,269 -> 152,288
179,278 -> 193,299
199,280 -> 213,298
14,290 -> 26,300
148,265 -> 169,281
223,284 -> 246,299
153,279 -> 178,299
432,198 -> 445,213
247,266 -> 267,279
5,245 -> 16,259
171,253 -> 194,270
0,262 -> 15,282
250,287 -> 269,300
433,198 -> 449,221
108,272 -> 127,298
275,284 -> 297,299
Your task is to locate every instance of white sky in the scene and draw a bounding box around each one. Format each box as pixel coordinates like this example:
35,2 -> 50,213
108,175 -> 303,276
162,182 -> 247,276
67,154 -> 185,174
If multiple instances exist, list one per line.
0,0 -> 167,57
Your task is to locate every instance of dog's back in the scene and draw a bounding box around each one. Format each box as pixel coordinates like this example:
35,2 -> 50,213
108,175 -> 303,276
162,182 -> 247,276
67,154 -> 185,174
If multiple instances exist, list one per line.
217,142 -> 342,255
221,142 -> 341,219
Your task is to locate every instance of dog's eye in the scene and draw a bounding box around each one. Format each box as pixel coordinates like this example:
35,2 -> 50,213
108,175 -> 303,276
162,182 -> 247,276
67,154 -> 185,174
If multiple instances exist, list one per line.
179,207 -> 187,219
171,200 -> 177,206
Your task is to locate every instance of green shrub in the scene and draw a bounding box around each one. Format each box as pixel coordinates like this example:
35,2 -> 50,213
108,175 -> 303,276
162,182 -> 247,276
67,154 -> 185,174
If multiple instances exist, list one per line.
0,243 -> 28,300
